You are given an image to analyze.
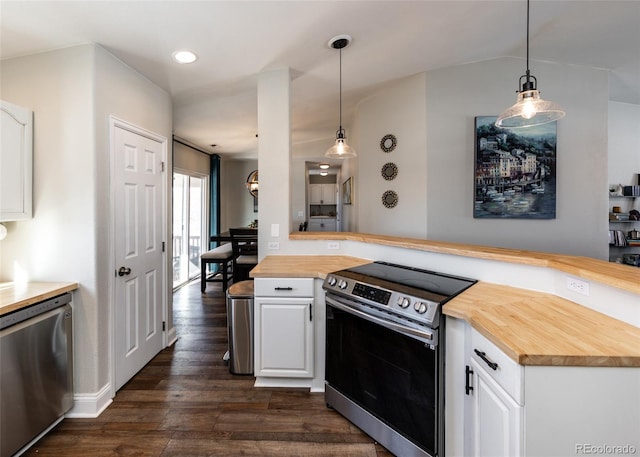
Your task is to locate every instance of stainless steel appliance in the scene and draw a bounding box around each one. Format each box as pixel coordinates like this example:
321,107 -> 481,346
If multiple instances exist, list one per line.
0,293 -> 73,457
323,262 -> 476,457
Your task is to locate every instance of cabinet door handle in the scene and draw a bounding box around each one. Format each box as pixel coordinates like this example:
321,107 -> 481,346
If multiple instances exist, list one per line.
474,349 -> 499,370
309,303 -> 313,321
274,287 -> 293,291
465,365 -> 474,395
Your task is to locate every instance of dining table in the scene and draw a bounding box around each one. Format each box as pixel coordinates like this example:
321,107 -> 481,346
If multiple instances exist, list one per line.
210,227 -> 257,246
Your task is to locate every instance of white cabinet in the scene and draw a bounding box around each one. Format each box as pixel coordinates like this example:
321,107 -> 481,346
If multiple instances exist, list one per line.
467,330 -> 523,457
454,322 -> 640,457
1,100 -> 33,221
254,278 -> 314,378
309,183 -> 336,204
308,218 -> 336,232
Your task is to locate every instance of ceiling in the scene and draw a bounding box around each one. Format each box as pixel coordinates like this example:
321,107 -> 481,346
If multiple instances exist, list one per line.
2,1 -> 639,159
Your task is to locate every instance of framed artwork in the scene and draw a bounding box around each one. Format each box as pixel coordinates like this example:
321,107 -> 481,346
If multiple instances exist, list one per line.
474,116 -> 556,219
342,177 -> 352,205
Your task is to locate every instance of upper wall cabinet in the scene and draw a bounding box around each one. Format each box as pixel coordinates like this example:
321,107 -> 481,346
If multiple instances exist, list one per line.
1,100 -> 33,221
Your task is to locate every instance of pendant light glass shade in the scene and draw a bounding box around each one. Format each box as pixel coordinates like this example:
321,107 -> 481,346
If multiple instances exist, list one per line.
496,0 -> 565,128
325,35 -> 356,159
496,86 -> 565,128
326,128 -> 356,158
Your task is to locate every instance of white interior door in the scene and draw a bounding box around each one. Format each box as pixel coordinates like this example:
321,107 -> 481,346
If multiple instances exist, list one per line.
113,121 -> 166,391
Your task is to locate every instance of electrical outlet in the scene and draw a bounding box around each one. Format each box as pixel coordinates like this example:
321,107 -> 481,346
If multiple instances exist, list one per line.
327,241 -> 340,250
267,242 -> 280,250
566,277 -> 590,296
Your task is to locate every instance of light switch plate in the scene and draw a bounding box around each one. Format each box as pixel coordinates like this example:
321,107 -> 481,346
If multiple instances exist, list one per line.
271,223 -> 279,237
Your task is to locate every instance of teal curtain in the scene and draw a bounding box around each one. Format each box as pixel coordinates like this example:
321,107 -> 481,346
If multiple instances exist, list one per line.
209,154 -> 221,249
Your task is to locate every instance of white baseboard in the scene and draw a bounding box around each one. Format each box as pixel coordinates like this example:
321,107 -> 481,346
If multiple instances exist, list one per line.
254,376 -> 312,390
66,383 -> 113,418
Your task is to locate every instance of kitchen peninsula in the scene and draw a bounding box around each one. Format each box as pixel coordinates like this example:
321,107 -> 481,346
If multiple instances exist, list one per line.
253,232 -> 640,456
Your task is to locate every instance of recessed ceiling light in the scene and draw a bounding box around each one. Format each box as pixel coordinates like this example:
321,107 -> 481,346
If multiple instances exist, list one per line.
172,50 -> 198,64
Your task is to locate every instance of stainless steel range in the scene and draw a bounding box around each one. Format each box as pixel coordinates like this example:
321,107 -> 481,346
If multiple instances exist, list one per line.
323,261 -> 476,457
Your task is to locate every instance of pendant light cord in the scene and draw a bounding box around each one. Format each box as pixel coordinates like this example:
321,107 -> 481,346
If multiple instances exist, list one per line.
526,0 -> 530,75
339,47 -> 343,131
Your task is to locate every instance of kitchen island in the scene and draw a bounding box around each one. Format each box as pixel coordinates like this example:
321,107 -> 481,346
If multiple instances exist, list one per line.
252,254 -> 640,367
253,244 -> 640,456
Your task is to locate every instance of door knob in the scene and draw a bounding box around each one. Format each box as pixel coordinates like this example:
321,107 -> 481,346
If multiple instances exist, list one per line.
118,266 -> 132,276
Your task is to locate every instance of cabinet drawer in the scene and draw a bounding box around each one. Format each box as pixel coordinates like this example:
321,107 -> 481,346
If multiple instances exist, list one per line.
470,328 -> 523,405
254,278 -> 314,297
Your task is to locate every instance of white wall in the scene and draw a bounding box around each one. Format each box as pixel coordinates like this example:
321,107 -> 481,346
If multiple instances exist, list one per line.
425,57 -> 609,259
257,68 -> 291,260
353,73 -> 428,238
0,44 -> 172,405
608,101 -> 640,187
220,158 -> 258,230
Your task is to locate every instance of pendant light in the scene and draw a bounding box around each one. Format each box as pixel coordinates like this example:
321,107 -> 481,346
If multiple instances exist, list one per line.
495,0 -> 565,128
325,35 -> 357,158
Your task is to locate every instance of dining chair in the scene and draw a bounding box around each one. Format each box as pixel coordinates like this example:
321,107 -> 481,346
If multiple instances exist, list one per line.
229,227 -> 258,283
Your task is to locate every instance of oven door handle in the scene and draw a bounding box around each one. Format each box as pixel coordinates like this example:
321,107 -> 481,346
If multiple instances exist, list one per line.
326,295 -> 437,347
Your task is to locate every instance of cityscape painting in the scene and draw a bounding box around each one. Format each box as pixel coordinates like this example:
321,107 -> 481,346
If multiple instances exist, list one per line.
474,116 -> 557,219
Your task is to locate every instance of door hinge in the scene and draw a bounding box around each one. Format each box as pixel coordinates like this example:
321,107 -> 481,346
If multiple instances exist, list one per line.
162,241 -> 165,252
161,161 -> 165,172
162,321 -> 166,331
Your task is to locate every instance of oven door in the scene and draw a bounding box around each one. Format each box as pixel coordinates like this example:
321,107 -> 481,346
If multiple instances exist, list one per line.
325,294 -> 442,456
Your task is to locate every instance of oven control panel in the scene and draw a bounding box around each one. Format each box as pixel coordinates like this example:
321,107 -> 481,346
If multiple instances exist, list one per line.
352,283 -> 391,305
324,275 -> 440,325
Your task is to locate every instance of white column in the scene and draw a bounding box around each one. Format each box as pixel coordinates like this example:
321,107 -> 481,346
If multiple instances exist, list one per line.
257,68 -> 291,258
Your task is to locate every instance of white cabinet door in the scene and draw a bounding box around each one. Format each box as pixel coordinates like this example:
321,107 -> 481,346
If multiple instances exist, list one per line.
321,183 -> 337,204
309,184 -> 323,204
1,100 -> 33,221
308,218 -> 336,231
309,183 -> 336,204
469,358 -> 522,457
254,296 -> 314,378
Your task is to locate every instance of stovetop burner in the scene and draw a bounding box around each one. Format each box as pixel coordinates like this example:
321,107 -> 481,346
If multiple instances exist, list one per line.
323,261 -> 476,328
345,261 -> 477,298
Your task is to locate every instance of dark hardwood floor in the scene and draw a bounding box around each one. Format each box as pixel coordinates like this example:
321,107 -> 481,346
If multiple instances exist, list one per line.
25,280 -> 391,456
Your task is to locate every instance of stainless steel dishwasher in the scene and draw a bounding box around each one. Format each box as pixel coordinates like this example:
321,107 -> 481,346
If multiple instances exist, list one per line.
0,293 -> 73,457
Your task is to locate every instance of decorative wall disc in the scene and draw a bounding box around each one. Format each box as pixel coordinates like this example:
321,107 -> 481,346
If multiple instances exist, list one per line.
382,190 -> 398,208
380,134 -> 397,153
381,162 -> 398,180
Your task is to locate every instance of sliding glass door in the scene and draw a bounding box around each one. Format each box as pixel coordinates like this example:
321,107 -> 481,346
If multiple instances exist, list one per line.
173,171 -> 208,289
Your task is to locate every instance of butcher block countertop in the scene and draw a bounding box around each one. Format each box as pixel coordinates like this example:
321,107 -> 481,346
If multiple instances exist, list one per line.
289,231 -> 640,295
250,255 -> 372,279
0,282 -> 78,316
253,255 -> 640,368
444,282 -> 640,367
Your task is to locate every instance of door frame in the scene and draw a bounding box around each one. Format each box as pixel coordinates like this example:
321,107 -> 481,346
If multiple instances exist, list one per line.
109,116 -> 169,397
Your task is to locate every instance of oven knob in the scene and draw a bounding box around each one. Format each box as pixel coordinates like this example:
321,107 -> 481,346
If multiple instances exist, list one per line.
338,279 -> 348,290
397,297 -> 410,308
414,302 -> 429,314
327,276 -> 337,286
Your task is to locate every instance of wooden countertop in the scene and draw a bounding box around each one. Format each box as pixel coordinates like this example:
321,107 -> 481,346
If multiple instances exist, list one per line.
0,282 -> 79,316
289,231 -> 640,295
250,255 -> 372,279
252,255 -> 640,367
444,282 -> 640,367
